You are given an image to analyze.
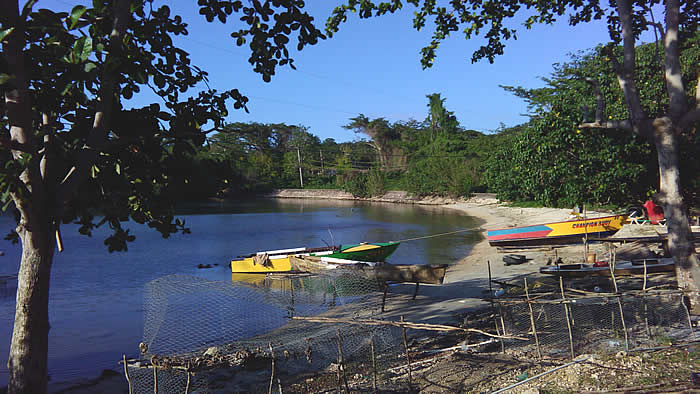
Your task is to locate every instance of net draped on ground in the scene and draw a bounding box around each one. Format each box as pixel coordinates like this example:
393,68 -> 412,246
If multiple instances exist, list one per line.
125,272 -> 695,393
128,273 -> 406,392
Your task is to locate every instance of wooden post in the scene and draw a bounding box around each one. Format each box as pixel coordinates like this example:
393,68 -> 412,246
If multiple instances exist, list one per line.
381,284 -> 388,313
494,317 -> 505,353
185,371 -> 191,394
336,329 -> 350,393
123,355 -> 132,394
370,333 -> 378,393
153,364 -> 158,394
412,282 -> 419,300
524,278 -> 542,359
643,260 -> 651,338
488,260 -> 493,296
268,343 -> 275,394
617,296 -> 630,352
682,297 -> 696,340
401,316 -> 412,389
559,277 -> 575,359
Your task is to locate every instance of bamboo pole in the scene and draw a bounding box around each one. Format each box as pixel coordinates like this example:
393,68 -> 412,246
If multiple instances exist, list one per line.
336,329 -> 349,393
123,355 -> 132,394
401,316 -> 412,389
560,277 -> 575,359
185,371 -> 191,394
524,278 -> 542,359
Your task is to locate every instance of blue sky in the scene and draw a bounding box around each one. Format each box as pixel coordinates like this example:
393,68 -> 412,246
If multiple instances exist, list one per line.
46,1 -> 627,142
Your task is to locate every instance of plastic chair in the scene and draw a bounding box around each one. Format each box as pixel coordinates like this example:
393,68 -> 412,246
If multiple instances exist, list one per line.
642,200 -> 666,225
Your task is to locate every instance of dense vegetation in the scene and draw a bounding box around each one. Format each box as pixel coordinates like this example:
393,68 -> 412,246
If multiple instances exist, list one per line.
186,38 -> 698,209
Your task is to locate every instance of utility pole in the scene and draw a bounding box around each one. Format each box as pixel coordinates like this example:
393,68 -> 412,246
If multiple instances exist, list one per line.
297,148 -> 304,188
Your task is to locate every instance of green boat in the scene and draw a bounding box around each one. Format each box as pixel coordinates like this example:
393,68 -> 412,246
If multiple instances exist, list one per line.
230,242 -> 400,273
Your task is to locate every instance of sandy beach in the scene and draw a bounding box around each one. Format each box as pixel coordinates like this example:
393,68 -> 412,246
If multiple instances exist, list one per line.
46,193 -> 669,392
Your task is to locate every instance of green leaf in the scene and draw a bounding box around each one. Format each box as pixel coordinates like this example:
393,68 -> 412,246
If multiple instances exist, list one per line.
133,69 -> 148,84
72,36 -> 92,63
0,27 -> 14,42
84,62 -> 97,72
69,5 -> 87,29
0,73 -> 15,85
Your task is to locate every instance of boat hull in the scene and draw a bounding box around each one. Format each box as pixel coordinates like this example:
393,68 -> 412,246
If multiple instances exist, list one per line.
539,258 -> 674,278
289,255 -> 448,284
230,242 -> 400,273
487,215 -> 627,247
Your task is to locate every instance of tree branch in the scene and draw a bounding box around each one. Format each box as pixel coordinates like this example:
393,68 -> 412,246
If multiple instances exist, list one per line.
613,0 -> 649,135
583,77 -> 605,123
663,0 -> 686,120
55,0 -> 131,218
579,120 -> 634,132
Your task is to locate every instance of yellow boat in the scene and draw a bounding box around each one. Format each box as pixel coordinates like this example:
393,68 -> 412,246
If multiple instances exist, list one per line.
487,214 -> 627,247
230,242 -> 400,273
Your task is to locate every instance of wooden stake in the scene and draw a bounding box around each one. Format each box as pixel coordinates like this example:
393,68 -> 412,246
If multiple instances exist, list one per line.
268,343 -> 275,394
401,316 -> 412,389
494,318 -> 505,353
488,260 -> 493,295
682,297 -> 696,340
185,370 -> 191,394
412,282 -> 419,300
370,333 -> 377,393
643,259 -> 648,291
524,278 -> 542,359
381,284 -> 388,313
153,363 -> 158,394
123,355 -> 132,394
55,227 -> 64,252
336,329 -> 349,393
560,277 -> 575,359
617,297 -> 629,352
642,260 -> 651,338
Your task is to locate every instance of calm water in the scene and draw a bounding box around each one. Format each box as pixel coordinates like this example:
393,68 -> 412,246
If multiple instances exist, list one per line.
0,199 -> 481,386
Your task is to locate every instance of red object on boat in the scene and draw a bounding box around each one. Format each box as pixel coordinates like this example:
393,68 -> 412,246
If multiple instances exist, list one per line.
593,261 -> 609,267
643,200 -> 666,224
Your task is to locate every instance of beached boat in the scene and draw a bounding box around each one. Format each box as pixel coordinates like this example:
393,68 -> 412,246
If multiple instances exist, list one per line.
230,242 -> 400,273
487,214 -> 627,247
289,255 -> 448,284
538,258 -> 674,277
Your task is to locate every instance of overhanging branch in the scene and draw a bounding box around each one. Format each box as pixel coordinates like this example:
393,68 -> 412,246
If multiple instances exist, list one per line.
55,0 -> 131,217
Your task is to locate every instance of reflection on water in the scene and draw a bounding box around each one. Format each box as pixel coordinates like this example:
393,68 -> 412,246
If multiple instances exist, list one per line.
0,199 -> 479,386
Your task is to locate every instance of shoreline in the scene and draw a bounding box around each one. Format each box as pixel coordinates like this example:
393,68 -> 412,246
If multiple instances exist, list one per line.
43,192 -> 606,393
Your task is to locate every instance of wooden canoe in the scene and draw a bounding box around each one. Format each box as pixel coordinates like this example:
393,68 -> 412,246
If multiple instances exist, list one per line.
539,258 -> 675,277
289,255 -> 448,285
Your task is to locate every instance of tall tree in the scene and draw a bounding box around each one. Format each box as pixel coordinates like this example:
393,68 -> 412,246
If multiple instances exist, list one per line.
0,1 -> 324,392
326,0 -> 700,299
343,114 -> 405,170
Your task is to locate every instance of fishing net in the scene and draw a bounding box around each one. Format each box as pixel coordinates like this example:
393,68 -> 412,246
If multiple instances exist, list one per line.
127,272 -> 406,392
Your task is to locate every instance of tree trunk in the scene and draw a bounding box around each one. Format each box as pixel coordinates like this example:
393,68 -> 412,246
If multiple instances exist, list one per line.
652,118 -> 700,308
7,214 -> 55,394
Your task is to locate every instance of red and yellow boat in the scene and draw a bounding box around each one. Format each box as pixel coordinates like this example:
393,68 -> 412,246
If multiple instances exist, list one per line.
487,214 -> 626,247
